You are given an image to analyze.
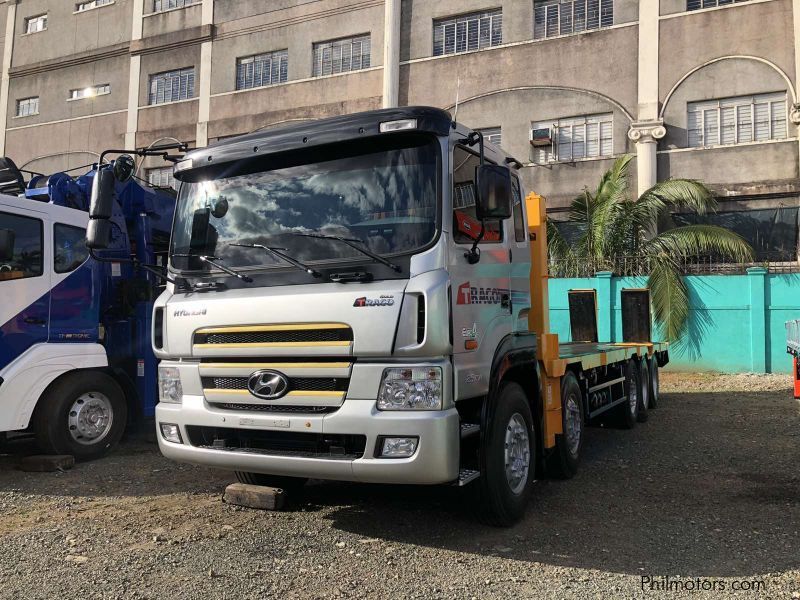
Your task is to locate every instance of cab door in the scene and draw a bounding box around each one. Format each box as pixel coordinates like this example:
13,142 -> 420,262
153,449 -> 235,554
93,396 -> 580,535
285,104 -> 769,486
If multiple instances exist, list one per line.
449,145 -> 512,400
0,207 -> 49,371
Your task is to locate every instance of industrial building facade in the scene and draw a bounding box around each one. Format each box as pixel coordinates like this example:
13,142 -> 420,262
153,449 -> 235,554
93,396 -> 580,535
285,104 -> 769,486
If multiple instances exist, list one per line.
0,0 -> 798,259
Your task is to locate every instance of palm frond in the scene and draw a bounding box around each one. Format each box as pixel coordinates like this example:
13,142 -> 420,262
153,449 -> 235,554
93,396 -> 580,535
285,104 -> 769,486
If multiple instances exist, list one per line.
634,179 -> 717,229
646,225 -> 754,263
547,219 -> 572,261
648,258 -> 689,343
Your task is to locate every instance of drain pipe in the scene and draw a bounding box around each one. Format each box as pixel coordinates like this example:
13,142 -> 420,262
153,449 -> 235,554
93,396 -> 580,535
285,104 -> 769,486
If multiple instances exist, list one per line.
382,0 -> 401,108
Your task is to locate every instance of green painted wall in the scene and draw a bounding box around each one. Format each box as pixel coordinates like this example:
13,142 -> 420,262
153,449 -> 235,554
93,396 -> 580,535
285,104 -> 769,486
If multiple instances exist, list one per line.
548,269 -> 800,373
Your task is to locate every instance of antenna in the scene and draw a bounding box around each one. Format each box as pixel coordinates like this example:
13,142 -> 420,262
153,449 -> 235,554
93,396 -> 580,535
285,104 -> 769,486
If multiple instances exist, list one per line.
453,76 -> 461,126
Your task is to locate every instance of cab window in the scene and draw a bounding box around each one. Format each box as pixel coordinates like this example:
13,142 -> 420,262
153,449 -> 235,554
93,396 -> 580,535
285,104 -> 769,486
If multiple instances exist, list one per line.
0,211 -> 43,281
512,176 -> 526,242
452,146 -> 503,244
54,223 -> 89,274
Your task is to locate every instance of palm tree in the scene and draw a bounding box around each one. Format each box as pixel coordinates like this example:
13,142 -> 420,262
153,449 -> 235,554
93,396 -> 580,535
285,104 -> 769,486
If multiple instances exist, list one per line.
547,154 -> 754,343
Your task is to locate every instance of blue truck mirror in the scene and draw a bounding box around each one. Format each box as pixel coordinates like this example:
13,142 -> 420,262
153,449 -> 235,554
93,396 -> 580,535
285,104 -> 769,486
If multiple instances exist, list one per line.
0,227 -> 14,261
90,167 -> 115,220
113,154 -> 136,183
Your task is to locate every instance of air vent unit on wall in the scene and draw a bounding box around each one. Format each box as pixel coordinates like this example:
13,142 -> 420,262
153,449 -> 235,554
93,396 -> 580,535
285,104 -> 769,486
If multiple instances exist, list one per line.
530,128 -> 553,146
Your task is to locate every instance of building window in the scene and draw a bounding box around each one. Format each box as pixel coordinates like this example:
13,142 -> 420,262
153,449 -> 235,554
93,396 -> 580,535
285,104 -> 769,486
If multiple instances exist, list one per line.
687,0 -> 750,10
533,0 -> 613,39
16,97 -> 39,118
75,0 -> 113,12
68,84 -> 110,101
687,92 -> 788,148
312,35 -> 371,77
531,113 -> 613,163
433,9 -> 503,56
478,127 -> 502,147
24,14 -> 48,34
152,0 -> 199,12
147,167 -> 176,190
148,68 -> 195,105
236,50 -> 288,91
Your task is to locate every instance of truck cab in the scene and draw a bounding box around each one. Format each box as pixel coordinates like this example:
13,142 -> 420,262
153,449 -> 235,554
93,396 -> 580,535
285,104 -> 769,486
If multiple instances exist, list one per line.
147,107 -> 666,525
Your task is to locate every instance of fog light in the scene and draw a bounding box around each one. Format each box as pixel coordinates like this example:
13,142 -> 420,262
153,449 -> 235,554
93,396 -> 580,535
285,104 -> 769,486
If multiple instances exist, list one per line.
160,423 -> 182,444
379,436 -> 418,458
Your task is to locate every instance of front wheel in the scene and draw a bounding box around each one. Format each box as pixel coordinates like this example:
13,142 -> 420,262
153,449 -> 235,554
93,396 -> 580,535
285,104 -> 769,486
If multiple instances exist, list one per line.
475,382 -> 536,527
33,372 -> 127,461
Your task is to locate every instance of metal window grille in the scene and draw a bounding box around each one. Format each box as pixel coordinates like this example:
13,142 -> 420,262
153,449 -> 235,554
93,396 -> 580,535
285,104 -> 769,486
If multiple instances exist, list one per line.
687,92 -> 788,148
312,35 -> 371,77
479,127 -> 502,147
148,68 -> 195,105
16,97 -> 39,117
531,113 -> 613,163
236,50 -> 288,91
75,0 -> 113,12
147,167 -> 176,190
152,0 -> 199,12
433,9 -> 503,56
68,84 -> 111,100
686,0 -> 750,10
25,14 -> 47,34
533,0 -> 613,39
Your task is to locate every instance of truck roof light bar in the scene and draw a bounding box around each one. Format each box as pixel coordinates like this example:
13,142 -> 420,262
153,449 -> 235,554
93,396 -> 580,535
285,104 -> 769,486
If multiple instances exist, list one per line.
379,118 -> 417,133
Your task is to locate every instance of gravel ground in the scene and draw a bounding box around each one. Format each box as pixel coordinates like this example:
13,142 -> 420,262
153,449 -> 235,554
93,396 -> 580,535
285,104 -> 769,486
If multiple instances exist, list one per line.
0,371 -> 798,600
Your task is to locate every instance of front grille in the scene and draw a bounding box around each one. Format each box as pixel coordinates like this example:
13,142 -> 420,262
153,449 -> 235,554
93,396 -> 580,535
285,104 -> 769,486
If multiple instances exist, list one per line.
202,377 -> 348,392
209,403 -> 338,414
195,328 -> 353,345
186,426 -> 366,459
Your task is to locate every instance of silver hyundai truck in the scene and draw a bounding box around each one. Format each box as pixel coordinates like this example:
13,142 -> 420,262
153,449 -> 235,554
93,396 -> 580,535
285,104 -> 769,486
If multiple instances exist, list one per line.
135,107 -> 665,526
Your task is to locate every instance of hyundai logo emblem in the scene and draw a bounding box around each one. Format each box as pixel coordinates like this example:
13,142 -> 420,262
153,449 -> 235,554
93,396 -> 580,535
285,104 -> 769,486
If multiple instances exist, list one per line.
247,369 -> 289,400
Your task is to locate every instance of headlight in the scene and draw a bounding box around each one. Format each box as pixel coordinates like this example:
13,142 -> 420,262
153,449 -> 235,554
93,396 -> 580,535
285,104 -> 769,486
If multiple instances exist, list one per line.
158,366 -> 183,404
377,367 -> 442,410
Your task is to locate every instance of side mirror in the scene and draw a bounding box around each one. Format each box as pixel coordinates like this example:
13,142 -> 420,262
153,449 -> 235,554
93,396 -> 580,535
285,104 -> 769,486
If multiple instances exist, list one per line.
86,167 -> 115,249
475,164 -> 512,220
113,154 -> 136,183
0,228 -> 15,262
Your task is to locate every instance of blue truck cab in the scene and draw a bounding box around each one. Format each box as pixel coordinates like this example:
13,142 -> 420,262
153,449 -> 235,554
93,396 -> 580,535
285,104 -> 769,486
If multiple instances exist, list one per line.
0,157 -> 175,459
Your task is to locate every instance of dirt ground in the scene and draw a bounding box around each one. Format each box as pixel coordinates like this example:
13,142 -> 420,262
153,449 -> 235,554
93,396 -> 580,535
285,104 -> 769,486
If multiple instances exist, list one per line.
0,371 -> 798,599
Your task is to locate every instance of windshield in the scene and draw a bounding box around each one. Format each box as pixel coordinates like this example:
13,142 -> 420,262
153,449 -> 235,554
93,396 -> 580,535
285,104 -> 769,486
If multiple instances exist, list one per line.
170,134 -> 440,272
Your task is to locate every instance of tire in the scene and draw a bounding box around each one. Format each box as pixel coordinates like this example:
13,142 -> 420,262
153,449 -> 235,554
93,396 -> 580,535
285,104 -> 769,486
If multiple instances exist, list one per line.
33,371 -> 127,461
636,358 -> 650,423
615,359 -> 639,429
476,381 -> 536,527
546,371 -> 584,479
648,356 -> 660,409
234,471 -> 308,494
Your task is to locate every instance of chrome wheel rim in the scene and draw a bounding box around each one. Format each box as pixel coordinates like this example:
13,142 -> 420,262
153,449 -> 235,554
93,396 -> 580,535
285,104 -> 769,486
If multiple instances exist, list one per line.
504,413 -> 531,495
640,363 -> 650,410
68,392 -> 113,445
565,393 -> 582,457
629,371 -> 638,416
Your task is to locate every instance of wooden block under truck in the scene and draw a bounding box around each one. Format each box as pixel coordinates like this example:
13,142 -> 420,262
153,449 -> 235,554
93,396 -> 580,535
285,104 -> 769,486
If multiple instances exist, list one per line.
87,106 -> 668,525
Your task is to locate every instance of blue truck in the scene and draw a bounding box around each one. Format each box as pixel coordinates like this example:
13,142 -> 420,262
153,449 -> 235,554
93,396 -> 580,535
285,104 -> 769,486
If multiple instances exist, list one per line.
0,148 -> 179,460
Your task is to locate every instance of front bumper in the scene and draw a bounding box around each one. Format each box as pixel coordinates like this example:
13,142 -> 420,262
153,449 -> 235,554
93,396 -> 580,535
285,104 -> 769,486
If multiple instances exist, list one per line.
156,396 -> 460,485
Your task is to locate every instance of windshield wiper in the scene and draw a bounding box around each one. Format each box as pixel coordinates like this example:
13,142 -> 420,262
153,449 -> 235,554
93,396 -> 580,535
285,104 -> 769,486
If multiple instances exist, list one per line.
172,253 -> 254,283
229,243 -> 322,278
292,233 -> 402,272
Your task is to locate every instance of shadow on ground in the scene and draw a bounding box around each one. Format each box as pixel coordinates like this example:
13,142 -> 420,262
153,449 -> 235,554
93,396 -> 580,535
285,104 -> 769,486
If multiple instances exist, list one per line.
2,387 -> 798,578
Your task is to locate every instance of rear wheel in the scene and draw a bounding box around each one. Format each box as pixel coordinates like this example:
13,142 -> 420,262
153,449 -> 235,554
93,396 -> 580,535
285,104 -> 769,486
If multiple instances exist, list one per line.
475,382 -> 536,527
648,356 -> 660,408
616,359 -> 639,429
33,371 -> 127,461
234,472 -> 308,494
547,372 -> 584,479
637,358 -> 650,423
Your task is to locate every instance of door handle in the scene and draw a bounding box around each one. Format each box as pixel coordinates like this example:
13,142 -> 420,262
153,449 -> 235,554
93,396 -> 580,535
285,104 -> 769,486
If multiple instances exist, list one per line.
501,293 -> 512,313
24,317 -> 46,325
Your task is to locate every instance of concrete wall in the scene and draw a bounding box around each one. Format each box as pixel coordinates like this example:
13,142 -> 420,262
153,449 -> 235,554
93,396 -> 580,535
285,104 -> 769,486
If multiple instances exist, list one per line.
548,269 -> 800,373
